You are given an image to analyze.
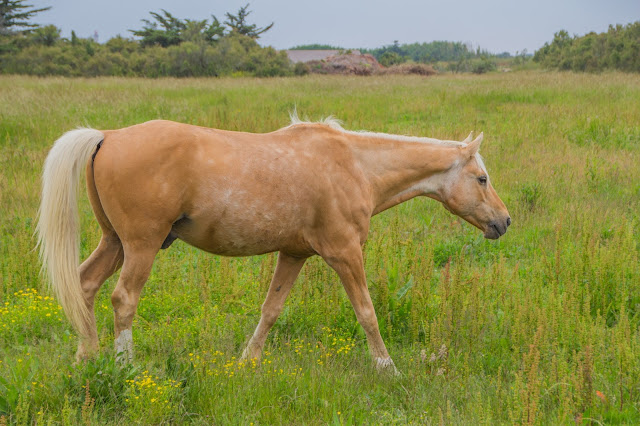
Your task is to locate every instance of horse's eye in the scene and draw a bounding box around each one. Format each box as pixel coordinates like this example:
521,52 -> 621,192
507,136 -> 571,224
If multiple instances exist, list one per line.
478,176 -> 487,185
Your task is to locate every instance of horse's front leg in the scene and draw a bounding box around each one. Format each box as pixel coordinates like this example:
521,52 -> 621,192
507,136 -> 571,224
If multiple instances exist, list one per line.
240,252 -> 307,361
322,241 -> 398,374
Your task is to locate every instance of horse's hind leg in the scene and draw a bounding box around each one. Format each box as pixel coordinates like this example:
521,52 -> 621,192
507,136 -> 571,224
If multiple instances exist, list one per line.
75,232 -> 124,362
110,241 -> 163,363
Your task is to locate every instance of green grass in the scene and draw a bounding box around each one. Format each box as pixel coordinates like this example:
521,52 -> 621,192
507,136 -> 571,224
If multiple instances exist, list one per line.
1,72 -> 640,424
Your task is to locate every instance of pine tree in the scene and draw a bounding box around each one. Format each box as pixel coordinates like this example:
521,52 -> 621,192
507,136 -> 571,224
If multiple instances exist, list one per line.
0,0 -> 50,35
131,9 -> 186,47
224,4 -> 273,39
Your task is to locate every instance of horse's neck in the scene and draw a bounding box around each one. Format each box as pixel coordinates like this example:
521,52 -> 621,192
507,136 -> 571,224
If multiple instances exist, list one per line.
349,136 -> 459,215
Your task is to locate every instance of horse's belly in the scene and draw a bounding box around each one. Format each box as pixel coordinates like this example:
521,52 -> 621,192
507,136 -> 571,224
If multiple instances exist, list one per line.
182,229 -> 284,256
181,236 -> 278,256
172,211 -> 309,257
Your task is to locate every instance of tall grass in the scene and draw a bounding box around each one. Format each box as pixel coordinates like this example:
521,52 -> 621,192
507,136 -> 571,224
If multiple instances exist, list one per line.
1,72 -> 639,424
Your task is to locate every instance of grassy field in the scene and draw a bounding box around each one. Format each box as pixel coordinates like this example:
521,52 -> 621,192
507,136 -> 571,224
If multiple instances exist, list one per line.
1,72 -> 639,424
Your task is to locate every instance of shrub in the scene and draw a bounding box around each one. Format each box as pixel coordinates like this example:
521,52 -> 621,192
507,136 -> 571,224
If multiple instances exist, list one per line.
471,56 -> 497,74
377,63 -> 437,76
0,30 -> 292,78
293,62 -> 310,76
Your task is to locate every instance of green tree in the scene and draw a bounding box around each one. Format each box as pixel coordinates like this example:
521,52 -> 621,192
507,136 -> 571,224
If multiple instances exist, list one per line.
29,23 -> 59,46
364,40 -> 474,64
534,22 -> 640,72
289,44 -> 343,50
224,4 -> 273,39
203,16 -> 225,43
181,19 -> 208,44
0,0 -> 50,35
131,9 -> 186,47
105,35 -> 139,55
132,10 -> 225,47
379,51 -> 403,67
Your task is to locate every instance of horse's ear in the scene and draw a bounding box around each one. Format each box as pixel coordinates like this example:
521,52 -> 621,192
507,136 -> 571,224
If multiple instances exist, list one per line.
461,132 -> 483,159
461,132 -> 473,144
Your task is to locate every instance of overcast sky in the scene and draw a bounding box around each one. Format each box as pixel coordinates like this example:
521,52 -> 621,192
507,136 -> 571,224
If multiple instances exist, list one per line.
32,0 -> 640,54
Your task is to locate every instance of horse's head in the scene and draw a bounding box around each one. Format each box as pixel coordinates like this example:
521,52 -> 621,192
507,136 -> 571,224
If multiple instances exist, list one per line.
439,133 -> 511,239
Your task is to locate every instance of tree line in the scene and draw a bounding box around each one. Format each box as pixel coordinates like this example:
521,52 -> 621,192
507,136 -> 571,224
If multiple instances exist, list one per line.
0,2 -> 295,77
533,22 -> 640,72
1,1 -> 639,77
362,40 -> 501,74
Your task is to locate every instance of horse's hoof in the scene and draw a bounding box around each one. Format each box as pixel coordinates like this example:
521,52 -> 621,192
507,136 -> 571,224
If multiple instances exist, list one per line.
239,346 -> 261,363
74,342 -> 98,365
375,357 -> 401,376
115,352 -> 133,365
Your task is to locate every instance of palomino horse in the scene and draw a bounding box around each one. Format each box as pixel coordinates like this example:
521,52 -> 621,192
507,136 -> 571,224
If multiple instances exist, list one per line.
37,115 -> 510,371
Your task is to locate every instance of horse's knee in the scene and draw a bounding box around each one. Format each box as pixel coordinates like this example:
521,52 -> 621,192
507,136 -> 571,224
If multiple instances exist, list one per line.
111,287 -> 136,324
80,281 -> 102,304
260,302 -> 283,327
110,285 -> 125,308
356,307 -> 379,331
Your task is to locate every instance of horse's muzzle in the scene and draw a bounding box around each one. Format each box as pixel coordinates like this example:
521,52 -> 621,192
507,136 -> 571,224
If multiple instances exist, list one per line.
484,217 -> 511,239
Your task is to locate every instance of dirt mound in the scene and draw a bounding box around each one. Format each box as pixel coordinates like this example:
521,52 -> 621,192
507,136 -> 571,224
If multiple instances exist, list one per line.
307,53 -> 383,76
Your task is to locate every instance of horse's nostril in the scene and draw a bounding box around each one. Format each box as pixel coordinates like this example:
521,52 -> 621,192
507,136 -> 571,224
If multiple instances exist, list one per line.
506,217 -> 511,227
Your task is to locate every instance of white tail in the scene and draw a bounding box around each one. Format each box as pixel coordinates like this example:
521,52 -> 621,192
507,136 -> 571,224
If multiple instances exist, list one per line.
36,128 -> 105,338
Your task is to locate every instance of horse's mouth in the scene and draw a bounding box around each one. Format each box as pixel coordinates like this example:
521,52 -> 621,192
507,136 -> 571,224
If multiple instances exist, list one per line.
484,221 -> 508,240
